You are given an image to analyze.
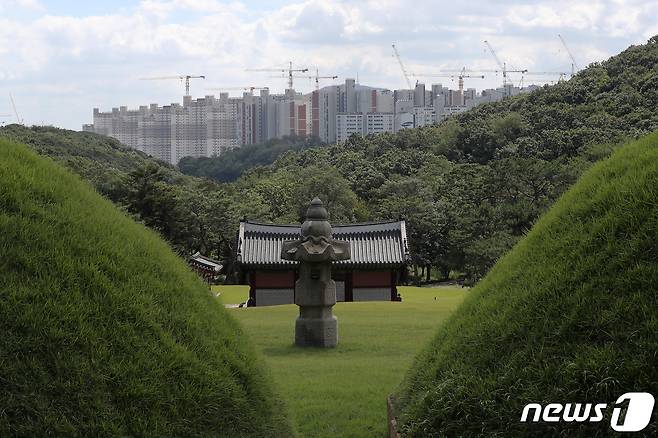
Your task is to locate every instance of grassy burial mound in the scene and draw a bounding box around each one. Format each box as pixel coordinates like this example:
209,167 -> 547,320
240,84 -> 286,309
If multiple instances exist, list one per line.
395,132 -> 658,436
0,139 -> 292,437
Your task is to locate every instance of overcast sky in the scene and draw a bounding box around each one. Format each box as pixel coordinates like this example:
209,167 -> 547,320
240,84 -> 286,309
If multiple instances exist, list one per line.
0,0 -> 656,129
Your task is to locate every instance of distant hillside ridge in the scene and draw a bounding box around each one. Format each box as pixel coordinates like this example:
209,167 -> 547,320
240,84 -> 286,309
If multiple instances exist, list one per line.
0,138 -> 293,436
0,125 -> 243,264
180,36 -> 658,181
5,37 -> 658,285
178,134 -> 324,182
0,124 -> 193,196
394,131 -> 658,436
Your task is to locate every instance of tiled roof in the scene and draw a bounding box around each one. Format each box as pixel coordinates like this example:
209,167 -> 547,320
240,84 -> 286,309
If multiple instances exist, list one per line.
190,252 -> 222,271
237,220 -> 409,268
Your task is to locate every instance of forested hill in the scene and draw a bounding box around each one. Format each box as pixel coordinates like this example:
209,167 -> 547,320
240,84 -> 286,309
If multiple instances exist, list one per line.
0,125 -> 191,200
224,36 -> 658,282
179,134 -> 324,182
396,127 -> 658,437
179,36 -> 658,182
0,125 -> 244,273
439,35 -> 658,163
4,36 -> 658,284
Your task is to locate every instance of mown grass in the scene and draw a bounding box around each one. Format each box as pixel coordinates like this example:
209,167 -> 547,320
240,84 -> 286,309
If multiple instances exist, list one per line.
395,132 -> 658,436
0,140 -> 293,437
213,284 -> 468,437
213,284 -> 249,305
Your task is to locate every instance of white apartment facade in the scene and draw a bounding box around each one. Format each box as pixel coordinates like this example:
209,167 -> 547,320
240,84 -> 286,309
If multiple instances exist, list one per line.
86,78 -> 537,163
336,113 -> 364,142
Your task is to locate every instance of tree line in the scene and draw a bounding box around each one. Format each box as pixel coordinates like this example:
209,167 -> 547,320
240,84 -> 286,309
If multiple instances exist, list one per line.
3,36 -> 658,284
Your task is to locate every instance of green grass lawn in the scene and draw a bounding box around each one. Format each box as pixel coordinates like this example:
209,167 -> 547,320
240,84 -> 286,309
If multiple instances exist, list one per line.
212,284 -> 249,305
213,284 -> 467,437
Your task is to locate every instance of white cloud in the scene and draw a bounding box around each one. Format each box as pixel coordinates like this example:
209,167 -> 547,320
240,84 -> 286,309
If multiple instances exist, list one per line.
0,0 -> 45,12
0,0 -> 655,128
506,2 -> 606,30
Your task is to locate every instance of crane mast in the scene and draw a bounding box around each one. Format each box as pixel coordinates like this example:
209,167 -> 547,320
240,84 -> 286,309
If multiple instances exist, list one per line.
140,75 -> 206,96
183,75 -> 205,95
310,69 -> 338,90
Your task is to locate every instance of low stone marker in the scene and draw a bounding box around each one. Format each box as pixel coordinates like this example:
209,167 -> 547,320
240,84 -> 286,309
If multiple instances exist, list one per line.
281,197 -> 350,347
387,395 -> 401,438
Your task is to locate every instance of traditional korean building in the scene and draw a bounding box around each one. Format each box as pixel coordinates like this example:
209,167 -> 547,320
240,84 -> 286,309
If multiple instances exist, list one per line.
236,219 -> 410,306
189,251 -> 222,282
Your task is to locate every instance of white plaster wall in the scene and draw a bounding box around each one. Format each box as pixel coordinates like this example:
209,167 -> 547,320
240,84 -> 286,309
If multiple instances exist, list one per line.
335,281 -> 345,302
353,288 -> 390,301
255,288 -> 294,306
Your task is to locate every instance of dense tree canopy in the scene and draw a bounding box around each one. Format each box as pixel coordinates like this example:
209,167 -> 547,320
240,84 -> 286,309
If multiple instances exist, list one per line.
4,37 -> 658,284
178,134 -> 323,182
395,131 -> 658,437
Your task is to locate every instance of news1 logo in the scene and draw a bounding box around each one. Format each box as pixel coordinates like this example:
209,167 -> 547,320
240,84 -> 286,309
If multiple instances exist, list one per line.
520,392 -> 655,432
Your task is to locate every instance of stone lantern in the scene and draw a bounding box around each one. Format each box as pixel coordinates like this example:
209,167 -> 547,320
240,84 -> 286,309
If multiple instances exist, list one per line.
281,197 -> 350,347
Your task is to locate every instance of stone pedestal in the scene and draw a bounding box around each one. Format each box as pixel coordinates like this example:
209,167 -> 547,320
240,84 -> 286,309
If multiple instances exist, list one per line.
294,262 -> 338,347
281,198 -> 350,348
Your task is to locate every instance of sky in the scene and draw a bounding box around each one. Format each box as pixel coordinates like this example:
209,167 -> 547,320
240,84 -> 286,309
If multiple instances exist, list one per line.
0,0 -> 657,129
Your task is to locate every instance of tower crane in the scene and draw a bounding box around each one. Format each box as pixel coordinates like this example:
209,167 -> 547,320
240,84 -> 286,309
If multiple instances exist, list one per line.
9,94 -> 22,125
140,75 -> 206,96
272,69 -> 338,90
412,68 -> 485,93
206,86 -> 268,94
302,69 -> 338,90
483,40 -> 527,86
523,71 -> 570,81
246,61 -> 308,90
392,44 -> 413,90
558,34 -> 579,77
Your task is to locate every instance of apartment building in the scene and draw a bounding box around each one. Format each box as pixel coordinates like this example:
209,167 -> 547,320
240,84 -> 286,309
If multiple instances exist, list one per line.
336,113 -> 364,142
86,78 -> 537,163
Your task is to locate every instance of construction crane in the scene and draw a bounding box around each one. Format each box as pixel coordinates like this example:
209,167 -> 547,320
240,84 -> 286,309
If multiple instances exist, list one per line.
558,34 -> 580,77
246,62 -> 308,90
272,69 -> 338,90
140,75 -> 206,96
9,94 -> 22,125
206,86 -> 268,94
483,40 -> 528,86
301,69 -> 338,90
392,44 -> 413,90
523,71 -> 570,81
412,68 -> 485,92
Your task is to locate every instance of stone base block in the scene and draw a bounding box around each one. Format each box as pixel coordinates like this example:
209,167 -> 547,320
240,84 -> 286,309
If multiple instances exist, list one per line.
295,315 -> 337,347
